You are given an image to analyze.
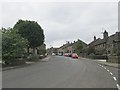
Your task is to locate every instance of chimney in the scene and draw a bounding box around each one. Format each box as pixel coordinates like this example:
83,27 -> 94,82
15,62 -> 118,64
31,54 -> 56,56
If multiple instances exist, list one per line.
94,36 -> 96,41
103,30 -> 108,39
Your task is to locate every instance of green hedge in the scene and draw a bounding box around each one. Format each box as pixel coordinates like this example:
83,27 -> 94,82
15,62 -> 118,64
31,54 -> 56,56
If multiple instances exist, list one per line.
2,59 -> 26,67
26,54 -> 39,61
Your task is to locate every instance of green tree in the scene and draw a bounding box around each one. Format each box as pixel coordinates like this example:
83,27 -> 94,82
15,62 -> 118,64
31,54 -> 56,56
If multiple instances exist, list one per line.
13,20 -> 44,54
74,39 -> 83,55
38,44 -> 46,55
87,46 -> 95,55
2,28 -> 28,65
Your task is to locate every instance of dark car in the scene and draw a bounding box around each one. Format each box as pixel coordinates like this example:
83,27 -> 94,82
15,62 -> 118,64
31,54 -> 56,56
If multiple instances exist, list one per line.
68,53 -> 72,57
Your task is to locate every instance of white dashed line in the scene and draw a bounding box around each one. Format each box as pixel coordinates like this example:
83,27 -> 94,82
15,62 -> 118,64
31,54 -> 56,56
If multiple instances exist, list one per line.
117,84 -> 120,90
104,67 -> 106,69
107,69 -> 110,72
98,64 -> 119,90
113,77 -> 117,81
98,64 -> 118,82
102,66 -> 104,67
110,72 -> 113,75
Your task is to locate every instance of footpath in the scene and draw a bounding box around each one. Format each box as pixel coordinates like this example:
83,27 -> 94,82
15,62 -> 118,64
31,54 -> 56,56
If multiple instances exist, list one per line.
80,57 -> 120,69
2,56 -> 51,71
97,61 -> 120,69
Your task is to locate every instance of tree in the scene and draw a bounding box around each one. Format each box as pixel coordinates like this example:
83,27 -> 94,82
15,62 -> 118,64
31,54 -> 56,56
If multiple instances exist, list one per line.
38,44 -> 46,55
13,20 -> 44,54
74,39 -> 83,55
87,46 -> 95,55
2,28 -> 28,65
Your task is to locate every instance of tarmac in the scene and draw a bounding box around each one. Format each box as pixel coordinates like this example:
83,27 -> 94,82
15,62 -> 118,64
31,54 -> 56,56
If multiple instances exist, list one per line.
2,56 -> 120,71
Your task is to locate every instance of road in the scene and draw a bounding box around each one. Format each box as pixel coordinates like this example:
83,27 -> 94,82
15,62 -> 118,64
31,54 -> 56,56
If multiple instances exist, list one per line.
2,56 -> 119,88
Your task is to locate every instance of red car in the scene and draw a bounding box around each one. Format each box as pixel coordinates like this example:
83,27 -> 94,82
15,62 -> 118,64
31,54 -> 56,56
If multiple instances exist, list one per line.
72,53 -> 78,59
64,53 -> 69,57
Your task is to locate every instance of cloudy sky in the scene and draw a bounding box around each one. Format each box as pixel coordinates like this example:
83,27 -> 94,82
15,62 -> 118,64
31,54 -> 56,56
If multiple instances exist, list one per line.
1,1 -> 118,48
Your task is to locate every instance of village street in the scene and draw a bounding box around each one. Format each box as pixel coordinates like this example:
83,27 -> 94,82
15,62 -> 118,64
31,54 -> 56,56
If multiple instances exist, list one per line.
2,56 -> 119,88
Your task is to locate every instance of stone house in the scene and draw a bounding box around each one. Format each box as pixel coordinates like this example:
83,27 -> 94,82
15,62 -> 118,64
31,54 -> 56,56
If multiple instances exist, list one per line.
88,30 -> 120,56
47,47 -> 58,55
28,43 -> 46,55
106,32 -> 120,56
58,40 -> 87,55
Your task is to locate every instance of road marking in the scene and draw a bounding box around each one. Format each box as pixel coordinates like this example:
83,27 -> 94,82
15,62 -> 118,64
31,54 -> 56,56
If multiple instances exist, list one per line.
102,66 -> 103,67
117,84 -> 120,90
107,69 -> 110,72
99,65 -> 118,87
98,64 -> 119,90
110,72 -> 113,75
104,67 -> 106,69
113,77 -> 117,81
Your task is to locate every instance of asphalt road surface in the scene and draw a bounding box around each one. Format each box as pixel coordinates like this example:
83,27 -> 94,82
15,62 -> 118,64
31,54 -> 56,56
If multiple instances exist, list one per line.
2,56 -> 119,88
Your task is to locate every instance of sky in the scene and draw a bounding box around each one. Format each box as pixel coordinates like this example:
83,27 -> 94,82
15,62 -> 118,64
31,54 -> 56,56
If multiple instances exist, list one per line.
1,1 -> 118,48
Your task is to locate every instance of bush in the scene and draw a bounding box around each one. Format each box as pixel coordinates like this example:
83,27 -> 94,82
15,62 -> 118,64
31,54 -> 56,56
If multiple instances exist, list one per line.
27,54 -> 39,61
89,55 -> 107,59
2,28 -> 28,65
2,59 -> 25,67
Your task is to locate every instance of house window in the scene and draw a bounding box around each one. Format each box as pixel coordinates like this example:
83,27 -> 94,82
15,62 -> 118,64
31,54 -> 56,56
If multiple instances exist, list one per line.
108,51 -> 110,54
103,44 -> 104,47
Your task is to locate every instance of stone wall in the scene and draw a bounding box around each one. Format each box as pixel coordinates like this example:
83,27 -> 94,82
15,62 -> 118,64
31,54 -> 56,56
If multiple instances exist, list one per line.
107,56 -> 120,63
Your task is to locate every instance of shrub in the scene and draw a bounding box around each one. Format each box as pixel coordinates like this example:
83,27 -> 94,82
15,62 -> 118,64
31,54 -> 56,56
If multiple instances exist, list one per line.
2,28 -> 28,65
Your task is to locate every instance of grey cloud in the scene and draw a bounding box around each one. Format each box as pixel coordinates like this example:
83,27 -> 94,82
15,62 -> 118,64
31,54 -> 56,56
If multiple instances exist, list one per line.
1,2 -> 118,48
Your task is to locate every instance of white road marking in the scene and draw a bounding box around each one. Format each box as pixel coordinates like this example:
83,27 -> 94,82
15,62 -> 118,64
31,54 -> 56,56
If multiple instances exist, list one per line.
107,69 -> 110,72
117,84 -> 120,90
104,67 -> 106,69
99,65 -> 118,88
113,77 -> 117,81
110,72 -> 113,75
98,64 -> 118,83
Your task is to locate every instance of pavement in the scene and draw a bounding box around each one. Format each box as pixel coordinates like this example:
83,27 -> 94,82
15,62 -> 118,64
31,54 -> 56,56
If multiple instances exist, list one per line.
2,56 -> 119,88
97,61 -> 120,69
81,57 -> 120,69
40,55 -> 51,62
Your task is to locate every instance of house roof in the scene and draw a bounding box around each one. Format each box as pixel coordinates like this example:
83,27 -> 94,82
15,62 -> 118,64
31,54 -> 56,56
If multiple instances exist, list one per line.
88,32 -> 120,46
59,40 -> 87,49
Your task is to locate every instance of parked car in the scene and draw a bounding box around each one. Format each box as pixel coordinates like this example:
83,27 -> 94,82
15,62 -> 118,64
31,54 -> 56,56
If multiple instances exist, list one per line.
72,53 -> 78,59
64,53 -> 72,57
58,53 -> 63,56
52,53 -> 55,56
39,55 -> 44,59
64,53 -> 69,57
68,53 -> 72,57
